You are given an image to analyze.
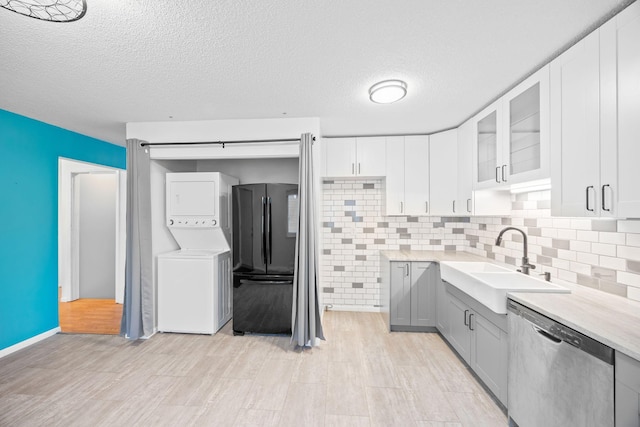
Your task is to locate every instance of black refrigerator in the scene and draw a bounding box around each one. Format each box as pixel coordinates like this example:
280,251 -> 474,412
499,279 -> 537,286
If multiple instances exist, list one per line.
232,183 -> 298,335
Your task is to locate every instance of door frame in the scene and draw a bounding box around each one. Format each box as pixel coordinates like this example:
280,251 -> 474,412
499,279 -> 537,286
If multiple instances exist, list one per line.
58,158 -> 127,303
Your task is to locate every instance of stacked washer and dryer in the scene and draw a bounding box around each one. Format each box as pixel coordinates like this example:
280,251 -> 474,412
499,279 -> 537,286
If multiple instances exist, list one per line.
157,172 -> 238,335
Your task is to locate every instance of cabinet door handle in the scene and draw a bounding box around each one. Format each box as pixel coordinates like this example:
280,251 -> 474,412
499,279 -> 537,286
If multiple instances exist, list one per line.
602,184 -> 611,212
358,163 -> 361,174
352,163 -> 355,175
452,200 -> 456,213
467,198 -> 472,213
586,186 -> 595,212
501,164 -> 507,182
400,201 -> 403,213
469,313 -> 474,331
425,201 -> 428,213
463,309 -> 469,326
495,167 -> 500,183
405,263 -> 409,277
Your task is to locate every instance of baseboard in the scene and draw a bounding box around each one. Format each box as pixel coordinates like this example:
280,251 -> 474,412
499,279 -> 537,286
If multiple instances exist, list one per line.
325,304 -> 382,313
0,327 -> 61,359
390,325 -> 438,333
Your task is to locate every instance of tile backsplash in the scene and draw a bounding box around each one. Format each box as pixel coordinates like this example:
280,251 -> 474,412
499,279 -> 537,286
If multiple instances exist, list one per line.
466,190 -> 640,302
322,179 -> 469,308
321,179 -> 640,309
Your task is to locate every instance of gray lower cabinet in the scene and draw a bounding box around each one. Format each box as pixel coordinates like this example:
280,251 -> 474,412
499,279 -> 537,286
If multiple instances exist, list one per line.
616,352 -> 640,427
390,261 -> 436,331
435,275 -> 450,338
446,288 -> 508,405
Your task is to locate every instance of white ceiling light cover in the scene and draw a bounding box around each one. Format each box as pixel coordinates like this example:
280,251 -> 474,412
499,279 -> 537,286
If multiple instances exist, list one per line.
369,79 -> 408,104
0,0 -> 86,22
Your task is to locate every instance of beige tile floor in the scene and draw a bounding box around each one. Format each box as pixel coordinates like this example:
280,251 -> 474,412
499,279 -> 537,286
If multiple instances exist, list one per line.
0,311 -> 507,426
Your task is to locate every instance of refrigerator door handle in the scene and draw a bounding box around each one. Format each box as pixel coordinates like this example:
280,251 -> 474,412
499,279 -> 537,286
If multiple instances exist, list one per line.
261,196 -> 267,265
268,196 -> 273,264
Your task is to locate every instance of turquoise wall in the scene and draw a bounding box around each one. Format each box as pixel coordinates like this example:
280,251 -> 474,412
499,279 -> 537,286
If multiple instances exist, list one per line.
0,109 -> 126,351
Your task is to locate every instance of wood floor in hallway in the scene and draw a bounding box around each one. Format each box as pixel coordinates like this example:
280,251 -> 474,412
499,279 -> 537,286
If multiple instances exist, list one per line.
0,311 -> 506,426
58,293 -> 122,335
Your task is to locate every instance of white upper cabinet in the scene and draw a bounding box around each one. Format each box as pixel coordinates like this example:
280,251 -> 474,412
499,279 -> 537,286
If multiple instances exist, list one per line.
356,137 -> 387,177
385,136 -> 430,216
385,136 -> 406,215
323,137 -> 386,177
601,1 -> 640,218
457,119 -> 474,215
404,136 -> 430,215
550,32 -> 602,217
472,66 -> 550,190
429,129 -> 458,215
502,66 -> 550,184
473,100 -> 504,189
552,0 -> 640,218
324,137 -> 356,177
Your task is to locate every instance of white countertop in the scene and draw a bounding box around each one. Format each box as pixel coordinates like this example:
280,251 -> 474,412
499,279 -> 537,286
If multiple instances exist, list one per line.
381,250 -> 489,263
381,250 -> 640,361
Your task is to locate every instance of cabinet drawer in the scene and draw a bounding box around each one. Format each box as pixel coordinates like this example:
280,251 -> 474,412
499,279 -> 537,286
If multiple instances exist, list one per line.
617,352 -> 640,392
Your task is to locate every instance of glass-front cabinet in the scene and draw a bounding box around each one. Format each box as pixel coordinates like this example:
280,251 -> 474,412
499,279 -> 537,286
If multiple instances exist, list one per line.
477,109 -> 500,185
473,65 -> 550,189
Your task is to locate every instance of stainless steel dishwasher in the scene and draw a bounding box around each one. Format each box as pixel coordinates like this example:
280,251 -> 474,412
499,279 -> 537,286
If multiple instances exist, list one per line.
507,300 -> 614,427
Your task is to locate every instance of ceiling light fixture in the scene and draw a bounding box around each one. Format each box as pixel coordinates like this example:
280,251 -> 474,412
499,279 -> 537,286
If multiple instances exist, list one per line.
0,0 -> 86,22
369,79 -> 407,104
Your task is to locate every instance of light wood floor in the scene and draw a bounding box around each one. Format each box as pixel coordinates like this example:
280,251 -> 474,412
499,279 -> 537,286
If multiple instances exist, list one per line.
58,291 -> 122,335
0,311 -> 506,426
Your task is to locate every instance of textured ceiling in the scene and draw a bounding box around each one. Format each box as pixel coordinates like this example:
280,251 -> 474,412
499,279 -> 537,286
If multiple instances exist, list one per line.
0,0 -> 634,146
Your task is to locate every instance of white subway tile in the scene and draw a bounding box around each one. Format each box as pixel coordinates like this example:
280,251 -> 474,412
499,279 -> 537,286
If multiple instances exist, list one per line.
558,269 -> 577,282
628,287 -> 640,302
511,217 -> 525,226
618,271 -> 640,288
557,249 -> 577,261
553,218 -> 572,228
619,220 -> 640,233
599,232 -> 625,245
576,230 -> 599,242
591,243 -> 617,257
570,219 -> 592,230
536,237 -> 553,247
618,245 -> 640,261
570,240 -> 591,253
627,234 -> 640,248
576,252 -> 599,266
556,229 -> 577,240
600,256 -> 626,270
569,261 -> 592,276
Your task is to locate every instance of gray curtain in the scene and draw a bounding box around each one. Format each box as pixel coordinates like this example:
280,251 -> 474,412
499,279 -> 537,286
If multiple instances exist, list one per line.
291,133 -> 325,346
120,139 -> 154,340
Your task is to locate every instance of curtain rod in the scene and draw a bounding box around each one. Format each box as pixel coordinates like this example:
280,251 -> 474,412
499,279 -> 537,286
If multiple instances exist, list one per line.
140,136 -> 314,147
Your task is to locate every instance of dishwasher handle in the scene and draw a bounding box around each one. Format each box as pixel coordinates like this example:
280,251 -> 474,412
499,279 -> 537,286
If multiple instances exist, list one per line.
533,325 -> 561,344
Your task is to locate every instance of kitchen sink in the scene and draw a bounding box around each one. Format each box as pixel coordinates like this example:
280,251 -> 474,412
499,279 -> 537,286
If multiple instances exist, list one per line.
440,262 -> 570,314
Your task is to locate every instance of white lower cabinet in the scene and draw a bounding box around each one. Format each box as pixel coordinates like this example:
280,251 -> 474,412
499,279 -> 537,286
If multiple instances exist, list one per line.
615,352 -> 640,427
445,285 -> 508,405
390,261 -> 437,330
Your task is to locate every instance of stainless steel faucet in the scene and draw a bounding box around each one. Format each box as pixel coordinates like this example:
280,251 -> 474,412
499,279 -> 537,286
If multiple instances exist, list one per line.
495,227 -> 536,275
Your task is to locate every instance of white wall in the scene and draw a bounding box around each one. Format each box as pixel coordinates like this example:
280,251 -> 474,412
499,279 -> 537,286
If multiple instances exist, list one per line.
127,117 -> 320,144
197,158 -> 299,184
78,174 -> 117,299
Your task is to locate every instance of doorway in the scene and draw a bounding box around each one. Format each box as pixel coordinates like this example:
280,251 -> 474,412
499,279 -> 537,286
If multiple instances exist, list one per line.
58,158 -> 126,334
